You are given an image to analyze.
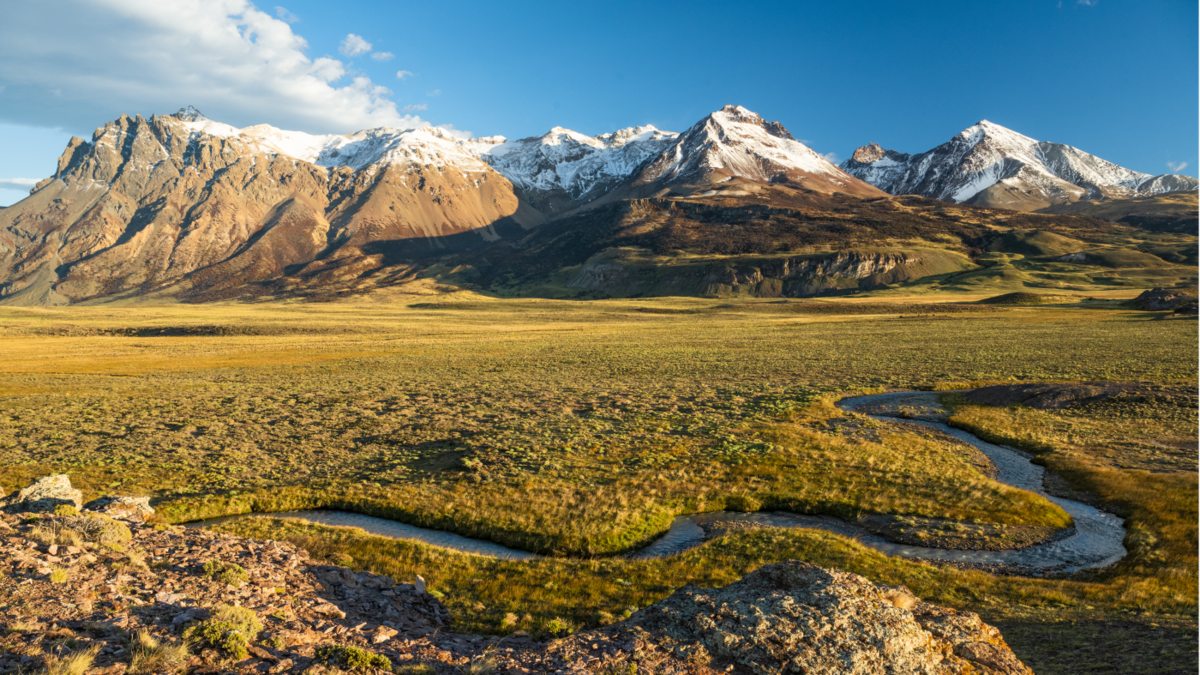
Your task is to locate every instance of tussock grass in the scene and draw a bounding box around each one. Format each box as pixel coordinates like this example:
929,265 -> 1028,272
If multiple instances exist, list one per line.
128,631 -> 189,675
35,646 -> 99,675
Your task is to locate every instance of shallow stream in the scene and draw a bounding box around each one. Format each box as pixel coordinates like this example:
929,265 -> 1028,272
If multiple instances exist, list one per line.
189,391 -> 1126,573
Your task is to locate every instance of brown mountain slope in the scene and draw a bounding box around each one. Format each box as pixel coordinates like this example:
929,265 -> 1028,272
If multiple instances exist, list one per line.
0,112 -> 527,304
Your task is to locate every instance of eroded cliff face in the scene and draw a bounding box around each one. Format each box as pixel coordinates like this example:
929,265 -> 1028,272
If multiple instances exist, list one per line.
567,249 -> 961,298
0,113 -> 523,304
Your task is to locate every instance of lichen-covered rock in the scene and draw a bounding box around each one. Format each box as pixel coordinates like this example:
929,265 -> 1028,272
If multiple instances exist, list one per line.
0,475 -> 83,514
608,561 -> 1031,675
82,495 -> 155,522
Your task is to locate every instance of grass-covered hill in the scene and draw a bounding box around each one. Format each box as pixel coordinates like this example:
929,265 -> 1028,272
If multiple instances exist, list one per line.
1035,190 -> 1199,234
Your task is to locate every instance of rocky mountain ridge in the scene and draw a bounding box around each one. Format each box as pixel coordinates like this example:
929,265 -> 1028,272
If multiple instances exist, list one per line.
626,105 -> 886,199
0,105 -> 888,305
840,120 -> 1198,211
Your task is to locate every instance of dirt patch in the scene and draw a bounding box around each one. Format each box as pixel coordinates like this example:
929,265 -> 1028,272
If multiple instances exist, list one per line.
964,382 -> 1196,410
964,381 -> 1142,408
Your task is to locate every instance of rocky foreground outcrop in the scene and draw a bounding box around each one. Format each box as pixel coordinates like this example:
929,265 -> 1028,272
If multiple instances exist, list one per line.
578,561 -> 1031,675
0,474 -> 82,514
0,476 -> 1033,674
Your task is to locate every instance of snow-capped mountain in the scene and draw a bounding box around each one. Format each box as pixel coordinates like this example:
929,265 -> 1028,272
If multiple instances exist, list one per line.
0,103 -> 913,306
176,107 -> 682,215
472,125 -> 678,214
174,106 -> 492,173
841,121 -> 1198,211
0,108 -> 528,306
627,105 -> 885,199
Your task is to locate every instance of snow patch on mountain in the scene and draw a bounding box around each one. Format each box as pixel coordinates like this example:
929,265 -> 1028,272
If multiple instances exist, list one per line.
640,105 -> 845,186
476,125 -> 679,199
163,110 -> 493,174
842,120 -> 1198,208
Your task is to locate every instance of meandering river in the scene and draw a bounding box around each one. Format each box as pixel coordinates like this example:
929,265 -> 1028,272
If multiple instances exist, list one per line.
189,391 -> 1127,573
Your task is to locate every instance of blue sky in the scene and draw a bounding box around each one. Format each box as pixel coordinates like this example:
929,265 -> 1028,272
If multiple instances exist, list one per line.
1,0 -> 1196,206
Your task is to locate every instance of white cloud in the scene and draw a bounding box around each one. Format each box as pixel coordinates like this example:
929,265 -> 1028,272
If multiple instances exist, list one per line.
427,89 -> 442,97
339,33 -> 372,57
0,178 -> 40,190
1167,161 -> 1188,172
436,124 -> 471,140
1076,0 -> 1097,5
395,70 -> 414,80
403,103 -> 428,112
274,6 -> 297,23
371,52 -> 394,61
821,152 -> 838,164
0,1 -> 437,135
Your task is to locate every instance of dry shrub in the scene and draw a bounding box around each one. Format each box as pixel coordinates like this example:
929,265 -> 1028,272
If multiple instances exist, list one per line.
128,631 -> 190,674
29,514 -> 131,547
36,646 -> 99,675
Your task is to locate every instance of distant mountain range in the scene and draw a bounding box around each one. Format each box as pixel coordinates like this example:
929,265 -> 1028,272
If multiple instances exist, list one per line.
0,105 -> 1193,305
840,121 -> 1197,210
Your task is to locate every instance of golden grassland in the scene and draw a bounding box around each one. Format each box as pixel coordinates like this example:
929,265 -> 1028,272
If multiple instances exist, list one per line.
0,293 -> 1195,673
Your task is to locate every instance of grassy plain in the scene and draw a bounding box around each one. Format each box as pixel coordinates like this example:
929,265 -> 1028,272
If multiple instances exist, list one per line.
0,294 -> 1195,673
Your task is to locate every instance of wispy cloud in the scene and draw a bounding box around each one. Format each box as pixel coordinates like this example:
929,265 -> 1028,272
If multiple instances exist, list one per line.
1167,161 -> 1188,172
403,103 -> 428,112
395,70 -> 414,80
274,6 -> 298,23
1077,0 -> 1097,6
821,152 -> 838,164
0,178 -> 40,191
427,89 -> 441,97
371,51 -> 394,61
339,33 -> 371,57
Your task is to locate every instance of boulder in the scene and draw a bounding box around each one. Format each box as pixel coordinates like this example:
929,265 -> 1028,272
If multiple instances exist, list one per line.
83,495 -> 155,522
0,475 -> 83,514
610,561 -> 1031,675
1133,287 -> 1197,312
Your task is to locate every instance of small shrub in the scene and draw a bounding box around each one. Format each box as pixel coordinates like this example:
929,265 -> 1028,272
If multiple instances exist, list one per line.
315,644 -> 391,671
35,645 -> 99,675
128,631 -> 189,674
183,604 -> 263,660
53,505 -> 79,517
543,617 -> 575,637
202,560 -> 249,587
49,568 -> 69,584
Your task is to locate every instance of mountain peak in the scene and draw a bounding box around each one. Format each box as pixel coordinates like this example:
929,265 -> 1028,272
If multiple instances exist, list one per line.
956,119 -> 1037,148
851,143 -> 887,164
172,106 -> 208,122
710,104 -> 794,141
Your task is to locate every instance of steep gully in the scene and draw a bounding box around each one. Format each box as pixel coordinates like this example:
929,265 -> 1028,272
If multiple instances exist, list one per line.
189,391 -> 1126,573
